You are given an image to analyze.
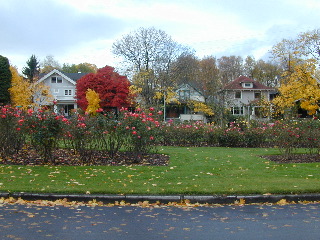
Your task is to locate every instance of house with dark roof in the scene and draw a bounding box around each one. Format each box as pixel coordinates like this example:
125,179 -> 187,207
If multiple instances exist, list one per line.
37,69 -> 89,116
165,83 -> 208,122
218,76 -> 276,119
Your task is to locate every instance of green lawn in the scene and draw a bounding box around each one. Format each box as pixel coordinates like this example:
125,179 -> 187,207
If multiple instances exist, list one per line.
0,147 -> 319,195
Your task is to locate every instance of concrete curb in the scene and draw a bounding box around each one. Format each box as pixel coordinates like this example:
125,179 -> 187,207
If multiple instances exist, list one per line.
1,192 -> 320,204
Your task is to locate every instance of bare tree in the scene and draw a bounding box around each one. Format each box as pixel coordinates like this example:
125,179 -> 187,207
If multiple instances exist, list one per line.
170,52 -> 199,86
198,56 -> 221,100
297,28 -> 320,63
40,55 -> 62,73
112,27 -> 188,105
218,56 -> 243,85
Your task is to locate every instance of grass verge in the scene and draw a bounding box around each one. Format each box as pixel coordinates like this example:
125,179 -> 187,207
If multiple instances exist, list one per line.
0,147 -> 320,195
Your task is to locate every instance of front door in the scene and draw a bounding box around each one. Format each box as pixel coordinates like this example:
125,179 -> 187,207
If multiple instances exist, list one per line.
64,104 -> 74,116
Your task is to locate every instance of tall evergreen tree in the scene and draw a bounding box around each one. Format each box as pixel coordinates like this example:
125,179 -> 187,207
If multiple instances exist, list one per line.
22,54 -> 40,82
0,55 -> 12,105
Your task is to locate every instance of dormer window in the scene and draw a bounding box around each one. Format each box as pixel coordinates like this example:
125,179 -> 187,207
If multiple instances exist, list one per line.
242,82 -> 253,88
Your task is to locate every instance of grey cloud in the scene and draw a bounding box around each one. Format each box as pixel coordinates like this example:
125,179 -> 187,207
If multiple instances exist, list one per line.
0,0 -> 124,55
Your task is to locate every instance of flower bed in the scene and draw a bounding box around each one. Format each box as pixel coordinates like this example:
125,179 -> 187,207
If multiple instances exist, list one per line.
0,105 -> 320,164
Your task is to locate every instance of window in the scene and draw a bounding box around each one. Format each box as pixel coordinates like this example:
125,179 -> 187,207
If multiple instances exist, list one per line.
51,76 -> 62,83
179,90 -> 190,100
235,91 -> 241,99
243,82 -> 253,88
64,89 -> 72,96
269,93 -> 277,101
54,89 -> 59,94
254,92 -> 261,99
231,106 -> 244,115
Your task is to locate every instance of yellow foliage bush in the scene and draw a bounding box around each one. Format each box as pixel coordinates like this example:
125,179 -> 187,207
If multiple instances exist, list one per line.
85,89 -> 100,115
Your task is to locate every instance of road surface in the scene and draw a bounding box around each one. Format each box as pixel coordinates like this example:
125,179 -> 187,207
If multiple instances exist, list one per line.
0,202 -> 319,239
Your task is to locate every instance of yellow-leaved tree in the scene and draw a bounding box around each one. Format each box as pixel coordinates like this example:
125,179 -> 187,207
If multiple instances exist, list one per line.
187,100 -> 214,116
273,60 -> 320,115
128,85 -> 142,105
85,88 -> 100,115
10,66 -> 54,109
154,87 -> 179,104
9,66 -> 32,109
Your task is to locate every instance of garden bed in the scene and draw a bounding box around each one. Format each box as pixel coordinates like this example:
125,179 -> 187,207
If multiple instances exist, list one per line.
1,148 -> 169,166
262,154 -> 320,163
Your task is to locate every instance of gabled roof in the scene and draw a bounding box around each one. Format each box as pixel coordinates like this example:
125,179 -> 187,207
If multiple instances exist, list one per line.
223,76 -> 274,90
177,83 -> 203,95
37,69 -> 89,85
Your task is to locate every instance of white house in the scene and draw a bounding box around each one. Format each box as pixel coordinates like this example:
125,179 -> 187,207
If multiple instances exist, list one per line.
219,76 -> 276,119
37,69 -> 88,116
166,83 -> 208,122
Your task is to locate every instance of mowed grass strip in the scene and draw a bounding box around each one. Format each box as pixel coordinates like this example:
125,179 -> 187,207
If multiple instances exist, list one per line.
0,147 -> 319,195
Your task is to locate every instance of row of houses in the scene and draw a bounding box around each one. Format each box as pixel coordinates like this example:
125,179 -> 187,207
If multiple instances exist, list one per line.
37,69 -> 277,121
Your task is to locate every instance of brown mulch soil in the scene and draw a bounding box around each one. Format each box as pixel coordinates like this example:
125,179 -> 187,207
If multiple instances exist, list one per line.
1,148 -> 169,166
262,154 -> 320,164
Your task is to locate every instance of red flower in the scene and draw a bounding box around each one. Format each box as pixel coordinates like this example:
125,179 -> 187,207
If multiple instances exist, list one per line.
132,131 -> 137,135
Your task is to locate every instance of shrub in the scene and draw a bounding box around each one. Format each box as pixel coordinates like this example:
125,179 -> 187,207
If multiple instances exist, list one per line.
160,121 -> 206,146
0,106 -> 25,159
122,107 -> 162,162
243,127 -> 268,148
24,109 -> 62,164
267,120 -> 304,159
218,125 -> 245,147
94,112 -> 127,158
62,114 -> 98,164
296,118 -> 320,155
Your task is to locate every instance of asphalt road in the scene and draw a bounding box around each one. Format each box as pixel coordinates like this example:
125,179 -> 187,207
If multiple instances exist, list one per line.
0,203 -> 319,240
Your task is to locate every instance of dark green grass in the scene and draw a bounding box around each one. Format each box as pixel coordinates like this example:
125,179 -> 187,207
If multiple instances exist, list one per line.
0,147 -> 319,195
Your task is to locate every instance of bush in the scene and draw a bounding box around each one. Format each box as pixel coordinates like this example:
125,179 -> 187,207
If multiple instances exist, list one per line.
62,114 -> 98,164
243,127 -> 267,148
93,111 -> 131,158
218,126 -> 245,147
0,106 -> 25,159
24,109 -> 62,163
122,107 -> 162,162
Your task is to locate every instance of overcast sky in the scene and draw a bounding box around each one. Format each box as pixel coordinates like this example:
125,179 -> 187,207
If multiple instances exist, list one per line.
1,0 -> 320,73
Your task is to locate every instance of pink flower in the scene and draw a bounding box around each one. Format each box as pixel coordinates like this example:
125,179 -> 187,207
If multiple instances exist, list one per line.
157,111 -> 163,115
149,107 -> 155,111
132,131 -> 137,135
150,136 -> 154,140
